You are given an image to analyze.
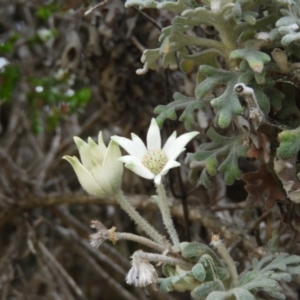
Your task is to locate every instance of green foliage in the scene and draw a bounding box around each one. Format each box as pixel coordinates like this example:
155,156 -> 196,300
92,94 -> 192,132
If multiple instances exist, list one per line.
196,66 -> 244,128
28,75 -> 91,134
35,4 -> 61,21
154,92 -> 205,130
127,0 -> 300,188
0,65 -> 20,102
191,263 -> 206,281
0,34 -> 19,54
230,45 -> 270,74
158,242 -> 228,297
191,280 -> 223,300
277,126 -> 300,159
158,269 -> 200,292
236,253 -> 300,299
126,0 -> 300,297
186,128 -> 248,188
180,242 -> 222,264
124,0 -> 188,13
275,1 -> 300,46
159,242 -> 300,299
267,231 -> 280,254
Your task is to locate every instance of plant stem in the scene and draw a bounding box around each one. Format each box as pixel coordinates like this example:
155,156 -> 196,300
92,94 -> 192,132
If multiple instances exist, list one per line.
114,190 -> 166,246
117,232 -> 166,252
156,183 -> 180,249
133,250 -> 192,269
211,234 -> 239,287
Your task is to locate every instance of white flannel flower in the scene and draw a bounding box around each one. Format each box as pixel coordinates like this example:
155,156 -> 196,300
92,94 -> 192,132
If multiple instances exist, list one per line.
111,118 -> 199,185
63,132 -> 123,197
126,251 -> 158,287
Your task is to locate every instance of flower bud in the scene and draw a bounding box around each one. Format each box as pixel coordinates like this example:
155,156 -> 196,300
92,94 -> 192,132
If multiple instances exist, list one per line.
63,132 -> 123,197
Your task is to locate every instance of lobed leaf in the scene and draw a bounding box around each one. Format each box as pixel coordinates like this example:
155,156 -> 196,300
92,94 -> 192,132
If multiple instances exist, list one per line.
186,127 -> 248,187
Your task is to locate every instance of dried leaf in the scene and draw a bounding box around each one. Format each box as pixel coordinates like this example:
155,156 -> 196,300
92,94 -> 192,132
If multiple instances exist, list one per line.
274,155 -> 300,204
242,164 -> 286,208
247,131 -> 270,163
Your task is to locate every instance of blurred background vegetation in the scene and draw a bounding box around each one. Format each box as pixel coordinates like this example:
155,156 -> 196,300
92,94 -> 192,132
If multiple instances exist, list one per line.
1,0 -> 300,299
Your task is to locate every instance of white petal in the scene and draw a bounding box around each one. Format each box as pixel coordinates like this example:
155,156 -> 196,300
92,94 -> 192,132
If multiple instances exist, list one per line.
73,137 -> 93,169
63,156 -> 106,197
102,140 -> 123,191
147,118 -> 161,150
126,266 -> 139,286
164,131 -> 199,160
162,131 -> 177,151
111,136 -> 146,160
98,131 -> 107,154
88,137 -> 105,165
90,159 -> 113,195
160,160 -> 181,176
118,156 -> 155,180
167,147 -> 186,161
131,133 -> 147,152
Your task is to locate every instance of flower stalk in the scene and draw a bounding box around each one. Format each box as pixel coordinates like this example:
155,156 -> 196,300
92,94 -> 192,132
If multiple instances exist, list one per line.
114,190 -> 166,245
90,220 -> 167,252
156,183 -> 180,249
211,234 -> 239,287
132,250 -> 192,269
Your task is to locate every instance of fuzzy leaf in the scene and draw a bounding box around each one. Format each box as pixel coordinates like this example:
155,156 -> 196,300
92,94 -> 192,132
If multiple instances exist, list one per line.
125,0 -> 188,12
233,288 -> 256,300
205,290 -> 232,300
162,264 -> 176,277
261,289 -> 285,300
230,48 -> 270,74
186,127 -> 248,187
196,65 -> 243,128
287,265 -> 300,275
192,263 -> 206,282
179,50 -> 220,75
277,126 -> 300,159
170,272 -> 200,292
180,242 -> 220,264
157,0 -> 188,13
137,49 -> 160,74
181,6 -> 215,26
155,92 -> 205,129
267,231 -> 279,254
238,252 -> 300,299
158,277 -> 176,293
125,0 -> 157,9
191,281 -> 223,300
204,267 -> 230,282
270,272 -> 292,282
241,277 -> 280,291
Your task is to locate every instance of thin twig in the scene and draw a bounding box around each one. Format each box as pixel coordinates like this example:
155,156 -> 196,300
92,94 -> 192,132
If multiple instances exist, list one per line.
37,241 -> 87,300
133,7 -> 162,31
74,246 -> 139,300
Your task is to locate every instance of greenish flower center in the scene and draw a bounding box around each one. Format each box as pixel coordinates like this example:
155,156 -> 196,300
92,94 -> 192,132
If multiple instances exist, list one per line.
142,149 -> 168,174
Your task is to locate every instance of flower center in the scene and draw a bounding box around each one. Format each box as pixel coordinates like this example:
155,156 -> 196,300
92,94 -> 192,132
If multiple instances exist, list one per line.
142,149 -> 168,175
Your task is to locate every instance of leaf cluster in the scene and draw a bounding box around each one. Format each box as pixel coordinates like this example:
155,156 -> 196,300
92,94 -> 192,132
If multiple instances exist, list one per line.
158,242 -> 300,300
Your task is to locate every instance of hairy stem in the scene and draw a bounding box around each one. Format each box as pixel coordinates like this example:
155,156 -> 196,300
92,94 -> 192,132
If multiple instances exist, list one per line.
211,234 -> 239,287
117,232 -> 166,252
156,183 -> 180,249
133,250 -> 192,269
114,190 -> 166,245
